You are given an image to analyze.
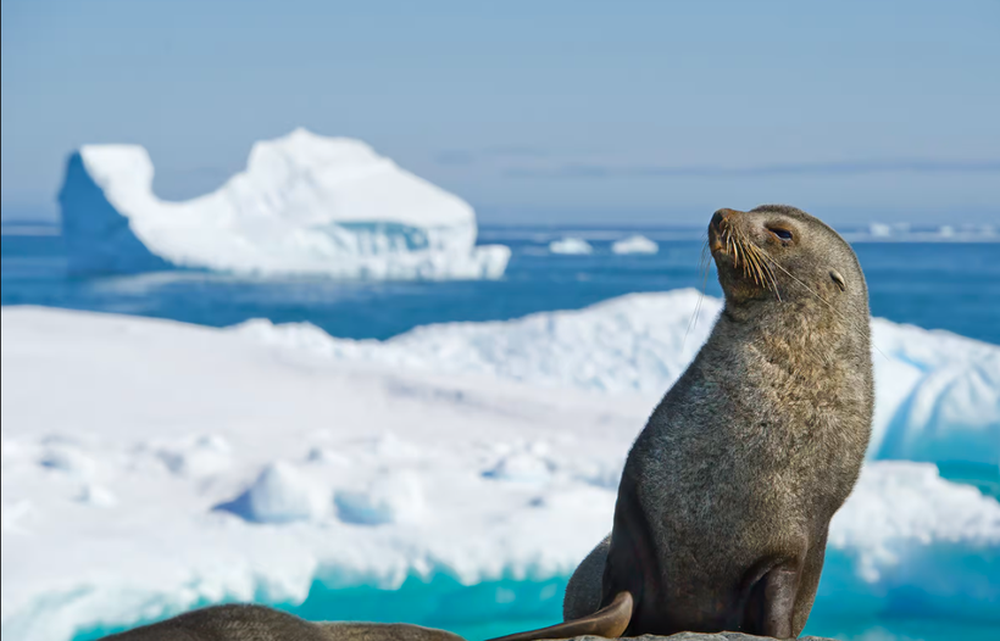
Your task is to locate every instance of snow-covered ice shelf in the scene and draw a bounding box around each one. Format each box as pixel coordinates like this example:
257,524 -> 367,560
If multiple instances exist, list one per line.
58,129 -> 509,280
236,289 -> 1000,468
2,294 -> 998,641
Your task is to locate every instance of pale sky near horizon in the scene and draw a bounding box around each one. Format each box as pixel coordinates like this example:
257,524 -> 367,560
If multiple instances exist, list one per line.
2,0 -> 999,225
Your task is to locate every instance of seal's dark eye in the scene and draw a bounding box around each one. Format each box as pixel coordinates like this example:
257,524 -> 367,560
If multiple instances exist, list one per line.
769,227 -> 793,241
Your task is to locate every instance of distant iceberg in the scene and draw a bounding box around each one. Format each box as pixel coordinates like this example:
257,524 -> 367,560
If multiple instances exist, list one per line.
58,128 -> 510,280
611,235 -> 658,255
548,237 -> 593,255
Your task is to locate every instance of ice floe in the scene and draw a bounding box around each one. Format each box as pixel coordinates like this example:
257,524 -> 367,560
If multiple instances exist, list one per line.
610,235 -> 658,254
548,237 -> 593,255
2,303 -> 998,641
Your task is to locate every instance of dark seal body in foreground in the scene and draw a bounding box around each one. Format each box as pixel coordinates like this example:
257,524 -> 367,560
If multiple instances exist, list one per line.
100,603 -> 466,641
493,205 -> 874,640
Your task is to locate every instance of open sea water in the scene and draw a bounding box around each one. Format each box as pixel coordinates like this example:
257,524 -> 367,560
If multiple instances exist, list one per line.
3,223 -> 999,641
3,225 -> 999,345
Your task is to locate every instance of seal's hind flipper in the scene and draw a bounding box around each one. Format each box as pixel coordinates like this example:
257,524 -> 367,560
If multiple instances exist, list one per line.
484,590 -> 632,641
742,565 -> 799,638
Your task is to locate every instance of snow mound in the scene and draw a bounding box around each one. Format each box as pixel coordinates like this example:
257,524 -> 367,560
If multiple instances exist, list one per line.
482,442 -> 557,484
58,128 -> 510,280
1,307 -> 998,641
235,289 -> 717,394
548,237 -> 593,255
38,443 -> 97,478
236,290 -> 1000,467
76,484 -> 118,508
218,462 -> 328,524
156,435 -> 232,478
611,235 -> 658,254
334,471 -> 426,526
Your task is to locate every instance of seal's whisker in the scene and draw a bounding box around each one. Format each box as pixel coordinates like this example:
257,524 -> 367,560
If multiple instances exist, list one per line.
684,237 -> 713,350
733,229 -> 780,300
744,240 -> 764,286
755,247 -> 780,300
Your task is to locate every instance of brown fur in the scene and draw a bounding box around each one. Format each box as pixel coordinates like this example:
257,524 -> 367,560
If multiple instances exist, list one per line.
512,205 -> 873,640
99,604 -> 467,641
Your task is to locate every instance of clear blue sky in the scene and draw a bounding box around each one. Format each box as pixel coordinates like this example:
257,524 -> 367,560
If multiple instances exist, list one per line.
2,0 -> 998,224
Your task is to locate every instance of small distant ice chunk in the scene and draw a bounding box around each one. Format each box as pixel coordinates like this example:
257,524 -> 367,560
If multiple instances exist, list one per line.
611,235 -> 658,255
939,225 -> 955,238
218,462 -> 327,524
869,223 -> 892,238
334,471 -> 425,525
549,237 -> 593,255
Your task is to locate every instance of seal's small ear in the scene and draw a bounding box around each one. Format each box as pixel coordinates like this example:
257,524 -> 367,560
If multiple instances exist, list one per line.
830,269 -> 846,292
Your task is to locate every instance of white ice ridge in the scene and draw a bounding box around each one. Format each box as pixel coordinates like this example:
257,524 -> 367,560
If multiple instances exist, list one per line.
2,306 -> 999,641
58,128 -> 510,279
611,235 -> 658,254
236,289 -> 1000,467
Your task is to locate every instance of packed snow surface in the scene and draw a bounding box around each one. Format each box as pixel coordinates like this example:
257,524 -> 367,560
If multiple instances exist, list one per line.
610,235 -> 659,254
548,237 -> 593,255
3,293 -> 999,641
237,289 -> 1000,467
58,128 -> 509,279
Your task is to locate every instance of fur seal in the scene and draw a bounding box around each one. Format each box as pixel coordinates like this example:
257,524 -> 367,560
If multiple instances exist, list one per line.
99,603 -> 467,641
490,205 -> 873,639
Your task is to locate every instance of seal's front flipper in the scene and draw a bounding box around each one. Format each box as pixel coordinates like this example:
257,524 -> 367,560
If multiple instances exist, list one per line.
485,591 -> 632,641
742,565 -> 799,639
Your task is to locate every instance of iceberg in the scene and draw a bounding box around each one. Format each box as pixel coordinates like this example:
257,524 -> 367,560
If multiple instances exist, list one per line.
58,128 -> 510,280
869,320 -> 1000,466
548,237 -> 593,255
1,306 -> 998,641
610,235 -> 659,254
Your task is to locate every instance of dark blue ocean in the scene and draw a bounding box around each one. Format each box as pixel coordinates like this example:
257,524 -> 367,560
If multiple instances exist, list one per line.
3,225 -> 999,346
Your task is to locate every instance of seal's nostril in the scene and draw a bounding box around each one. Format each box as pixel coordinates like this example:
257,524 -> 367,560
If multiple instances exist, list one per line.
711,209 -> 735,230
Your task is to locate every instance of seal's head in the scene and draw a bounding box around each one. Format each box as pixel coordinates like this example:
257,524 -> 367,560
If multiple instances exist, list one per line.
708,205 -> 867,318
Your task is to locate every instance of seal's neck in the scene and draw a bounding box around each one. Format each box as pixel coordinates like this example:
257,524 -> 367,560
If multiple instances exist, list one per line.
717,297 -> 869,372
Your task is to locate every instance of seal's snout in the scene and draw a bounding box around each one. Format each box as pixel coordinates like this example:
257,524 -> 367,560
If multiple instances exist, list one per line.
709,208 -> 741,254
711,208 -> 740,231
